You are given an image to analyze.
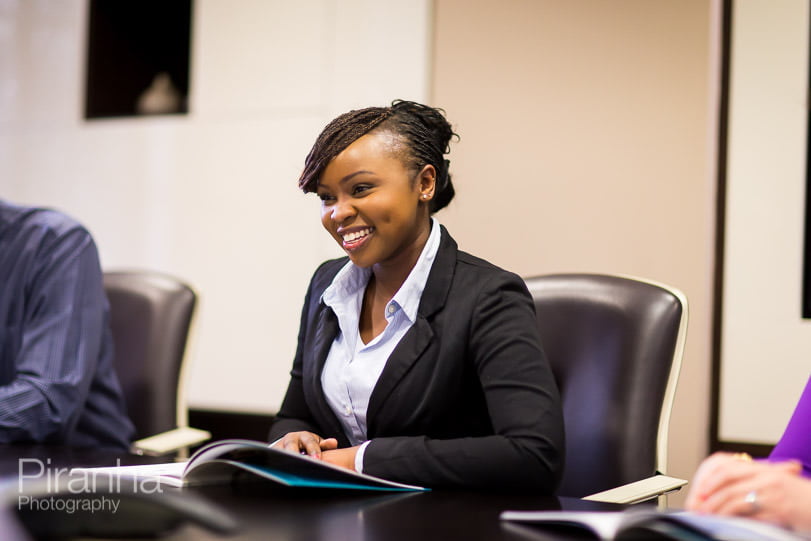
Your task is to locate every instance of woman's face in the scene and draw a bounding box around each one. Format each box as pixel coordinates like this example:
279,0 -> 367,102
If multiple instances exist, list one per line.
316,132 -> 434,270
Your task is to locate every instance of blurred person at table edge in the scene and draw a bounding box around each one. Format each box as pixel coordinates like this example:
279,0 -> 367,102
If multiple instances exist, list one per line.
686,374 -> 811,535
0,199 -> 133,449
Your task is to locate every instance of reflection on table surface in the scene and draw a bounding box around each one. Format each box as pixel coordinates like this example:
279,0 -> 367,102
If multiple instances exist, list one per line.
0,444 -> 623,541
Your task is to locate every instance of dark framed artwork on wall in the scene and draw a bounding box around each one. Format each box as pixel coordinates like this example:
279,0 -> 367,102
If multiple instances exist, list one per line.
84,0 -> 193,119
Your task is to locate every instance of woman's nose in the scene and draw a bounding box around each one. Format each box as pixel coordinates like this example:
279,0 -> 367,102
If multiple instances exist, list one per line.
330,198 -> 356,223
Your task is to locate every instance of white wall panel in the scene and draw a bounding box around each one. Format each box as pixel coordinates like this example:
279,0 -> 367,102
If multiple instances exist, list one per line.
720,0 -> 811,443
0,0 -> 431,413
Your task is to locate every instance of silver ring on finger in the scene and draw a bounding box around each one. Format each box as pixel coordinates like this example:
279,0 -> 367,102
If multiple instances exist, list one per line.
743,490 -> 761,514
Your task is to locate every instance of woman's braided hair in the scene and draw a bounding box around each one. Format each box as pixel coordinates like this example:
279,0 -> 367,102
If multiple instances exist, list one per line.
298,100 -> 458,214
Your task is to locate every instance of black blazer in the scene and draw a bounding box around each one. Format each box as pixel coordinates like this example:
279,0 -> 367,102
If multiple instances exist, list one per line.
270,226 -> 564,491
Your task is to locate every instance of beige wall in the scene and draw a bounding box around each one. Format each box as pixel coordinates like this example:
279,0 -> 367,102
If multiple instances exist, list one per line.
431,0 -> 720,501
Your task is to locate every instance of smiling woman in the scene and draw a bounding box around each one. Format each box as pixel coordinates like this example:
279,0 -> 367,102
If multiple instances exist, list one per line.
317,134 -> 432,275
268,101 -> 565,491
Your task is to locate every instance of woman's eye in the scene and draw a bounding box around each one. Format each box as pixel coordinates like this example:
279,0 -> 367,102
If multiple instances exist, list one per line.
352,184 -> 371,195
318,193 -> 335,202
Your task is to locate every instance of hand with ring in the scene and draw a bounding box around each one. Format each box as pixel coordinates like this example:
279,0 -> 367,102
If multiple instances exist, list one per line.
686,452 -> 760,510
686,452 -> 811,533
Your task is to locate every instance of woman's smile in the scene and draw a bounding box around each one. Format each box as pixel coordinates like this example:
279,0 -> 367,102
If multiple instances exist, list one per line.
340,226 -> 375,251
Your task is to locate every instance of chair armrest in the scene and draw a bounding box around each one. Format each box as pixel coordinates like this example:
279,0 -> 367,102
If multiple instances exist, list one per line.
582,475 -> 688,504
130,426 -> 212,456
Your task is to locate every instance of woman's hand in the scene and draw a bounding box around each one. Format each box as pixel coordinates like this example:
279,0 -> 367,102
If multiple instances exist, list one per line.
321,446 -> 360,472
272,431 -> 338,459
686,451 -> 811,533
686,452 -> 756,509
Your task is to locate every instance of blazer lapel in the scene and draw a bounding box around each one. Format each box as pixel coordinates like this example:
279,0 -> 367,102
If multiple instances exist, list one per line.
313,303 -> 338,378
366,226 -> 458,432
308,302 -> 349,445
367,317 -> 433,427
417,225 -> 456,319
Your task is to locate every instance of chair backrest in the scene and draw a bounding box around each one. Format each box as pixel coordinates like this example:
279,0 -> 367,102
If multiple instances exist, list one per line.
103,270 -> 197,441
523,273 -> 687,498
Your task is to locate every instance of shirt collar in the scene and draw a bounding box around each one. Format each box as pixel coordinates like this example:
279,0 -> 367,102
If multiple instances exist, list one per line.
322,260 -> 370,307
389,217 -> 441,323
322,217 -> 442,324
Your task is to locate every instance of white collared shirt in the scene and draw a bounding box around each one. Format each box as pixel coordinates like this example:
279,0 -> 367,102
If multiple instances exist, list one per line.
320,218 -> 441,470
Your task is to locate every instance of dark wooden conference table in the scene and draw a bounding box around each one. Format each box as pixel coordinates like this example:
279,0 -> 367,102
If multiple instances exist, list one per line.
0,444 -> 624,540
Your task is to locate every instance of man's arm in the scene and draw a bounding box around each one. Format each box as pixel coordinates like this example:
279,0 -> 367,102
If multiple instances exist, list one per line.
0,226 -> 108,442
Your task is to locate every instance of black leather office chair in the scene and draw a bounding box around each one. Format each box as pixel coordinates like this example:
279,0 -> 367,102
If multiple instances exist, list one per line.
104,270 -> 209,453
523,273 -> 688,501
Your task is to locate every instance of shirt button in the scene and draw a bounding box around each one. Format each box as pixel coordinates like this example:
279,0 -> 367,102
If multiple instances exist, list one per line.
344,405 -> 352,415
387,304 -> 396,315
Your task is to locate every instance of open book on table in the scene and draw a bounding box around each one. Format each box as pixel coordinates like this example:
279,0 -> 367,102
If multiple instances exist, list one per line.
71,439 -> 427,492
500,509 -> 805,541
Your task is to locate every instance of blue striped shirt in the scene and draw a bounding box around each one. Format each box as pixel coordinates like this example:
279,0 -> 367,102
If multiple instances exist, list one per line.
0,200 -> 133,449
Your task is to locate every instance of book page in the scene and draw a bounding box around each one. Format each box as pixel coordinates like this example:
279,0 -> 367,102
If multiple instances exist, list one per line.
500,511 -> 628,540
70,462 -> 187,488
500,510 -> 805,541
